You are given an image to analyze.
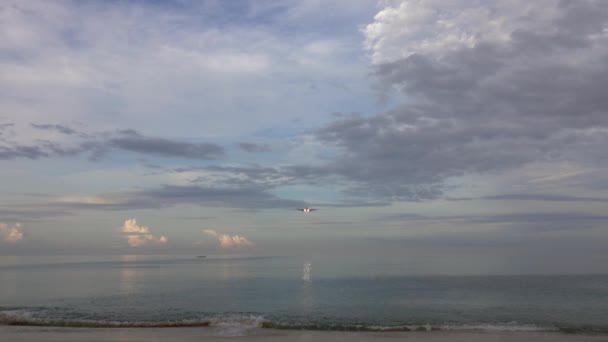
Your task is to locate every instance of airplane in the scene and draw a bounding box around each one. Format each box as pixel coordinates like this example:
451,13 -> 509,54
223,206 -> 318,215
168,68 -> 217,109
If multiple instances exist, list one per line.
297,208 -> 317,213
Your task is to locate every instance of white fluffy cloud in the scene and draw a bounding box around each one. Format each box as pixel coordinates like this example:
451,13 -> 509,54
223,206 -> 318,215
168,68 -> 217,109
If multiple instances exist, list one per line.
119,218 -> 167,247
364,0 -> 573,64
0,222 -> 24,243
203,229 -> 253,249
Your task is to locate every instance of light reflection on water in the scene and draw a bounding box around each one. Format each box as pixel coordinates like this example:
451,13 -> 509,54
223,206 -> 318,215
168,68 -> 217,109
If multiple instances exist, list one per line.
299,280 -> 314,314
217,260 -> 247,280
120,255 -> 143,295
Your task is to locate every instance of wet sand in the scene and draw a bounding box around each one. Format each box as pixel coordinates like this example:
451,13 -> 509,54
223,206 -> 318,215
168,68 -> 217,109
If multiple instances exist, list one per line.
1,326 -> 608,342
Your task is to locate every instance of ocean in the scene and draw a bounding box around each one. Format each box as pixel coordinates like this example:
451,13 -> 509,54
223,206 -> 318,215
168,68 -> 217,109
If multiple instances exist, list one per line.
1,255 -> 607,335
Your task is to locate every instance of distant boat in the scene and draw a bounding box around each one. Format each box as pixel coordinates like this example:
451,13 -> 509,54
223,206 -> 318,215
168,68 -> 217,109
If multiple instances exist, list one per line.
297,208 -> 317,213
197,255 -> 206,259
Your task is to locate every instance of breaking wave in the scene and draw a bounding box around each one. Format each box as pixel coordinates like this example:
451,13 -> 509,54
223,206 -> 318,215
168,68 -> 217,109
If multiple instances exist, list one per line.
0,310 -> 265,329
3,309 -> 605,334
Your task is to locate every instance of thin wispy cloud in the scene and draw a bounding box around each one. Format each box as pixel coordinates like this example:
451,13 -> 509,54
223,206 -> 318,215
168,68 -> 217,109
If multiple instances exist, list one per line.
44,185 -> 307,211
30,123 -> 77,135
448,194 -> 608,203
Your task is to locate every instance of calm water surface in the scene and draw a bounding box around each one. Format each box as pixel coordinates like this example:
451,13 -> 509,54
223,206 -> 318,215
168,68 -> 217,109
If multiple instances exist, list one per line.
1,255 -> 607,332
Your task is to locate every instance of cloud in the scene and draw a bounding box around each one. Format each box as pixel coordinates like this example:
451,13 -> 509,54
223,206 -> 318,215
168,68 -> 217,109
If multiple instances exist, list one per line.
237,142 -> 271,153
109,130 -> 224,160
118,218 -> 167,247
0,123 -> 15,133
219,234 -> 252,248
474,193 -> 608,203
293,0 -> 608,201
121,218 -> 151,234
203,229 -> 252,248
0,222 -> 24,243
16,183 -> 307,217
30,123 -> 77,135
202,229 -> 218,236
0,0 -> 369,143
380,211 -> 608,234
363,0 -> 608,65
0,144 -> 49,160
0,208 -> 72,222
125,234 -> 167,247
136,184 -> 305,209
0,126 -> 223,161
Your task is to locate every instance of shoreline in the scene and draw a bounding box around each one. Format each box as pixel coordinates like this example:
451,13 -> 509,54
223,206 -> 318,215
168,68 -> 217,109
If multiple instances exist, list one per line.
2,326 -> 608,342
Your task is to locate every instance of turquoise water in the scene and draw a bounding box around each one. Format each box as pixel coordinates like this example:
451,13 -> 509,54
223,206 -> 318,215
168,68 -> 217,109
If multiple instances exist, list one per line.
1,255 -> 607,333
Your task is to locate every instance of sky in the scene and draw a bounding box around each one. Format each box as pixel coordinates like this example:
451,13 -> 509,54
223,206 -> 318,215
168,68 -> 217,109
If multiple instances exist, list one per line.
1,0 -> 608,271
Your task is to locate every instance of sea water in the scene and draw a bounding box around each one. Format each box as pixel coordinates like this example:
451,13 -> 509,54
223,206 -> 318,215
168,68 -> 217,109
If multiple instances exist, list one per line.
1,255 -> 607,334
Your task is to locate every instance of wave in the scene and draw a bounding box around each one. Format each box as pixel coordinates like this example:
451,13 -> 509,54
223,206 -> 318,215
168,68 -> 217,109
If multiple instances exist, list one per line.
261,321 -> 559,332
1,310 -> 605,334
0,311 -> 266,329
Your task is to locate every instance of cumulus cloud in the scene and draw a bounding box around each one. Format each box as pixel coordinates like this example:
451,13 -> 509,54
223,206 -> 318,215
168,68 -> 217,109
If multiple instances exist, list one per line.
121,218 -> 151,234
203,229 -> 253,249
302,0 -> 608,201
119,218 -> 167,247
0,222 -> 24,243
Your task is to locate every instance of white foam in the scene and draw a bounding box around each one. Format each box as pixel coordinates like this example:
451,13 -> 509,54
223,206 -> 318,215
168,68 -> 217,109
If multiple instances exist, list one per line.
440,323 -> 556,332
207,315 -> 268,337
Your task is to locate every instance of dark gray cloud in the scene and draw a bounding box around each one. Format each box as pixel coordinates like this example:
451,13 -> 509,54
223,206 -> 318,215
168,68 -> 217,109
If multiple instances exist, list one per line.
0,127 -> 223,161
237,142 -> 271,153
109,130 -> 223,160
0,144 -> 49,160
0,140 -> 103,161
30,123 -> 77,135
308,1 -> 608,201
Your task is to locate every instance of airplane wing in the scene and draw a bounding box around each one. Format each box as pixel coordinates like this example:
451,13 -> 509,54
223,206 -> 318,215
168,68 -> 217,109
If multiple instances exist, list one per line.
297,209 -> 305,211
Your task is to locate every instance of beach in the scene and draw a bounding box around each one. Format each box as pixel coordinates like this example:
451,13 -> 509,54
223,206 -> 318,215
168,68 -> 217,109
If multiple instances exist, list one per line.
2,326 -> 608,342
